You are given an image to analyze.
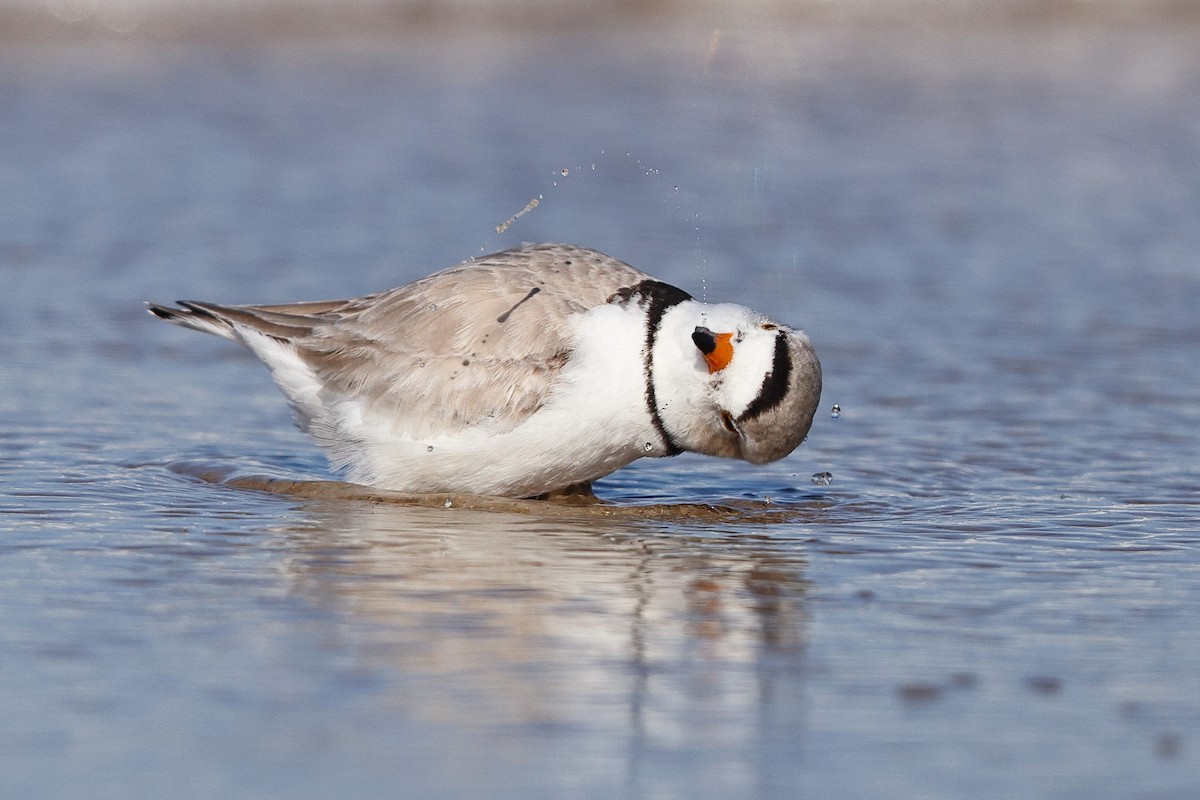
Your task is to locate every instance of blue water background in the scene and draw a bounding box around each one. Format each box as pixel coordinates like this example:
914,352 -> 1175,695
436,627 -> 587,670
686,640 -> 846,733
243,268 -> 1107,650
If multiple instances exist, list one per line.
1,14 -> 1199,799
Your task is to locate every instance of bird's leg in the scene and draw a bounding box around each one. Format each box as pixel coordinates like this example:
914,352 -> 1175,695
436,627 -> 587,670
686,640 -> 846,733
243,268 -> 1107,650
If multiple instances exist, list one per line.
532,481 -> 603,505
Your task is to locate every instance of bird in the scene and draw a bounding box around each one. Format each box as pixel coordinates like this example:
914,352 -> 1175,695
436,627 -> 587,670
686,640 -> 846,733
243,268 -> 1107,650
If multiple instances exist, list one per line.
148,242 -> 821,499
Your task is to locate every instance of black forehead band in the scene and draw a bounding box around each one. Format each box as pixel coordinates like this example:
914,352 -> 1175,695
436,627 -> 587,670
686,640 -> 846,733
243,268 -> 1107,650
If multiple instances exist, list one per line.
737,332 -> 791,423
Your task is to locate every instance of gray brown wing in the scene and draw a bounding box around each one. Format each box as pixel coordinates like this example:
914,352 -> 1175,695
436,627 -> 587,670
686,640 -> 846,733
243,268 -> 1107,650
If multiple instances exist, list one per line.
271,243 -> 650,438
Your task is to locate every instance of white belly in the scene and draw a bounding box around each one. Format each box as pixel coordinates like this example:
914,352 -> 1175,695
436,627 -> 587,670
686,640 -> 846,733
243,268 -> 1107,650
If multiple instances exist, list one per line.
323,303 -> 661,497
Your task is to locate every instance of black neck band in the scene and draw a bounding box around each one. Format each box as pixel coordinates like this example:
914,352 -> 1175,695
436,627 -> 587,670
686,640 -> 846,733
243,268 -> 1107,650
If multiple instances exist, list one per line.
625,279 -> 692,457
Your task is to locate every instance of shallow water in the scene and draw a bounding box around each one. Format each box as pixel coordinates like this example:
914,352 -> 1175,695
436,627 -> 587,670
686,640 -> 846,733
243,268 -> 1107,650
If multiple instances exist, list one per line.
2,18 -> 1200,799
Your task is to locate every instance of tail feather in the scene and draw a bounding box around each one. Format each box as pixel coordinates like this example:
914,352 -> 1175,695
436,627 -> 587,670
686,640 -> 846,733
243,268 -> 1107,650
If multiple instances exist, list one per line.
147,300 -> 242,341
148,299 -> 331,433
146,300 -> 324,342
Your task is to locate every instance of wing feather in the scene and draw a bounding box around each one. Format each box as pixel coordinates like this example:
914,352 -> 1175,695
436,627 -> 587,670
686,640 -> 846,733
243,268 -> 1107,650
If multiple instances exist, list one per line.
250,243 -> 649,438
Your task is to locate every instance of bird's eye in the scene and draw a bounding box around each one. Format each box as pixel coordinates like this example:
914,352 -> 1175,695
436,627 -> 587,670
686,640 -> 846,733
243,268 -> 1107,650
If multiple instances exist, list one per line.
720,410 -> 738,434
761,323 -> 778,331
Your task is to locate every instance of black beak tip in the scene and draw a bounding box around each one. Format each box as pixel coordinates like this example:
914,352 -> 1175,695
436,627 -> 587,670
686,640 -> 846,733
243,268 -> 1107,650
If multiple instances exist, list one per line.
692,326 -> 716,355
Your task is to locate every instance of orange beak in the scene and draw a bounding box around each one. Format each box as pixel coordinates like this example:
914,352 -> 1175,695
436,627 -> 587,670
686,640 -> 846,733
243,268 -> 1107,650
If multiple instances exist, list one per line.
692,328 -> 734,373
704,332 -> 734,372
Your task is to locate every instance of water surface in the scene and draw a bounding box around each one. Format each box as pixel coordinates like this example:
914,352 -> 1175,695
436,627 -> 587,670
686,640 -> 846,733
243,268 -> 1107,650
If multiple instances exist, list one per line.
2,18 -> 1199,799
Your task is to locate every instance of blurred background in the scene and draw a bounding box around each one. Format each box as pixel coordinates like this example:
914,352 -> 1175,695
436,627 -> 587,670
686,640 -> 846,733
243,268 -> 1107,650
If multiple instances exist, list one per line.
2,2 -> 1198,799
3,0 -> 1200,36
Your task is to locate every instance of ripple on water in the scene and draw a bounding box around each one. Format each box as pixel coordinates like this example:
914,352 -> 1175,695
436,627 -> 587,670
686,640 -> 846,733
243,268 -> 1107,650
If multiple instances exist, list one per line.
2,23 -> 1200,800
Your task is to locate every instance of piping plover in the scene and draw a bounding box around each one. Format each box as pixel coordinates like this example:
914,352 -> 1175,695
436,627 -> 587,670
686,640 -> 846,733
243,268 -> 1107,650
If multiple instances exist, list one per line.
149,243 -> 821,498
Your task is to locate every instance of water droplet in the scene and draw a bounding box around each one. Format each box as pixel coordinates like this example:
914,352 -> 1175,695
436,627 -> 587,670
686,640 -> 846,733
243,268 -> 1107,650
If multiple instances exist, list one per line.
830,403 -> 841,419
811,472 -> 833,486
559,167 -> 569,176
428,303 -> 437,311
643,442 -> 654,452
426,445 -> 434,452
443,498 -> 452,509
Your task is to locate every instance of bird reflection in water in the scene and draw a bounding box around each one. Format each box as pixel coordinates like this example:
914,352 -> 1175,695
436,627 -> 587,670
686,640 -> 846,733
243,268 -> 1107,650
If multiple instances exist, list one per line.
274,499 -> 810,746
